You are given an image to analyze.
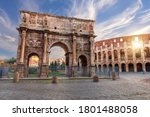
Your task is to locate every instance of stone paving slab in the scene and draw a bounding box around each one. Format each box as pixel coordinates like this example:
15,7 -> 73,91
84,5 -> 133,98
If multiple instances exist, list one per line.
0,73 -> 150,100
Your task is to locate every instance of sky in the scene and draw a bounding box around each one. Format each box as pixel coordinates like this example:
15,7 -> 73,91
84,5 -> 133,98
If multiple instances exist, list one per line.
0,0 -> 150,60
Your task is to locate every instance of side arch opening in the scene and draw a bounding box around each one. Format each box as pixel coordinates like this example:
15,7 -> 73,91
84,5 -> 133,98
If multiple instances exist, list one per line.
78,55 -> 88,76
27,53 -> 40,77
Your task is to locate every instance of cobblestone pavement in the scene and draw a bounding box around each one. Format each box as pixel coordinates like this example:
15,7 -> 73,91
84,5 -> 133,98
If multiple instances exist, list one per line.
0,73 -> 150,100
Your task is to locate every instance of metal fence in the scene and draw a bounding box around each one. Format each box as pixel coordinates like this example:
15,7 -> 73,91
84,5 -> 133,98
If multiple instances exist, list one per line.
0,66 -> 119,78
96,67 -> 120,79
61,66 -> 119,78
0,66 -> 15,78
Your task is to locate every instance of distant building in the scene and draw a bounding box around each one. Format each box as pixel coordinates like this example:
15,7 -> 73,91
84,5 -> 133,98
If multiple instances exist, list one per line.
49,58 -> 65,65
0,60 -> 4,65
95,34 -> 150,73
28,55 -> 39,67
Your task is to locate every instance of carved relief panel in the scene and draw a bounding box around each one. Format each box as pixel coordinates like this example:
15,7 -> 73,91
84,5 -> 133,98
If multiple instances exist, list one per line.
76,37 -> 90,52
26,32 -> 43,48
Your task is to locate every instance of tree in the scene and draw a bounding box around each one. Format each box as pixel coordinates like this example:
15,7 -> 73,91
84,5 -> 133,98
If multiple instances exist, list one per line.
54,61 -> 57,66
61,61 -> 65,70
5,57 -> 16,64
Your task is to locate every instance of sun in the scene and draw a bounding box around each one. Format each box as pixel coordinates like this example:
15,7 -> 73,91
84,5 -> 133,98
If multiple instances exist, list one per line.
132,37 -> 142,49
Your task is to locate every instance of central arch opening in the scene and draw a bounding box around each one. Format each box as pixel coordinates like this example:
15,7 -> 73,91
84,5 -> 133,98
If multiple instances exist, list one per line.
48,42 -> 69,77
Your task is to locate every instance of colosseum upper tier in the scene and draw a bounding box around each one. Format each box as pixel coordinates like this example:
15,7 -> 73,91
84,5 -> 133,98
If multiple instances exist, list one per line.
94,34 -> 150,73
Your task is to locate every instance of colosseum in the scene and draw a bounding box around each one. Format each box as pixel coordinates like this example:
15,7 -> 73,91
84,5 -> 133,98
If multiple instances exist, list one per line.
94,34 -> 150,73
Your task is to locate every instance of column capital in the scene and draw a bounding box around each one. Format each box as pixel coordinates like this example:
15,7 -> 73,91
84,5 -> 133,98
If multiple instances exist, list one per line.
44,33 -> 48,38
73,34 -> 76,40
21,30 -> 27,37
90,36 -> 94,42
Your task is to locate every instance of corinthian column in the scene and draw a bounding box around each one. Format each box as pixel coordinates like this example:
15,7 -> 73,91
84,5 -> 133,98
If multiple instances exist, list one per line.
43,33 -> 48,64
20,30 -> 26,63
73,35 -> 77,66
90,36 -> 95,66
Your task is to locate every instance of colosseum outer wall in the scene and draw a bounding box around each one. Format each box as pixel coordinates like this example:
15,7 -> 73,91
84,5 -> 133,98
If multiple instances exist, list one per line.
95,34 -> 150,73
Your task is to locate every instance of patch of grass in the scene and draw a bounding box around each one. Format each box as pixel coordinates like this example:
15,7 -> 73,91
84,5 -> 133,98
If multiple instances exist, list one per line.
28,74 -> 39,77
68,77 -> 92,80
48,71 -> 65,77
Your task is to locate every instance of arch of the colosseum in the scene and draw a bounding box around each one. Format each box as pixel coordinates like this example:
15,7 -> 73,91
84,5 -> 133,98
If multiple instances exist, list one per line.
146,63 -> 150,72
137,63 -> 143,72
16,11 -> 96,78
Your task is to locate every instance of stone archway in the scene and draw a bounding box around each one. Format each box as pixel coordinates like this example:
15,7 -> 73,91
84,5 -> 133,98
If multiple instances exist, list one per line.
114,50 -> 118,61
144,47 -> 150,58
137,63 -> 142,72
98,65 -> 101,74
127,48 -> 133,60
120,49 -> 125,61
108,51 -> 112,60
27,53 -> 40,77
78,55 -> 88,76
49,41 -> 70,76
146,63 -> 150,72
121,63 -> 126,72
108,64 -> 112,72
103,64 -> 107,75
128,63 -> 134,72
114,64 -> 119,72
16,11 -> 95,78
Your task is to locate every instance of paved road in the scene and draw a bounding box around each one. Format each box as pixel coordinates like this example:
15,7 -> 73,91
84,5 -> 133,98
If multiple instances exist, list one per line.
0,73 -> 150,100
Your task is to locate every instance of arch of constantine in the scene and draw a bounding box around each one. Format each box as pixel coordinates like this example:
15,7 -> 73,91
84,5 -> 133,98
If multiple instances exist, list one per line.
16,11 -> 96,78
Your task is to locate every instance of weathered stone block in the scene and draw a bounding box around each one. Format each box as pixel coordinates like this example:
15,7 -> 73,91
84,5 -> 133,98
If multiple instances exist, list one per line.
13,72 -> 20,83
93,75 -> 99,82
112,72 -> 116,80
51,76 -> 58,84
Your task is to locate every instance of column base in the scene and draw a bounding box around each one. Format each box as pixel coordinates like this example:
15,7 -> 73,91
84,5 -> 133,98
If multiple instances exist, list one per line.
90,65 -> 96,77
72,66 -> 78,77
40,64 -> 49,78
16,63 -> 25,78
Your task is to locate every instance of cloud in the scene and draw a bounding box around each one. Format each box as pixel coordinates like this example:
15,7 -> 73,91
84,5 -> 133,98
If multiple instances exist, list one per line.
95,0 -> 143,40
68,0 -> 117,20
49,47 -> 65,59
0,8 -> 17,42
67,0 -> 150,41
132,25 -> 150,35
138,9 -> 150,24
0,0 -> 41,59
0,33 -> 17,53
0,34 -> 16,42
0,8 -> 16,33
0,39 -> 17,53
1,0 -> 150,59
0,8 -> 17,58
0,55 -> 7,60
19,0 -> 40,12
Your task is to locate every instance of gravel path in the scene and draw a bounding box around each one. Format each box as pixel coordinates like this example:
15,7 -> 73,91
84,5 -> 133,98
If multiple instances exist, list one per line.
0,73 -> 150,100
